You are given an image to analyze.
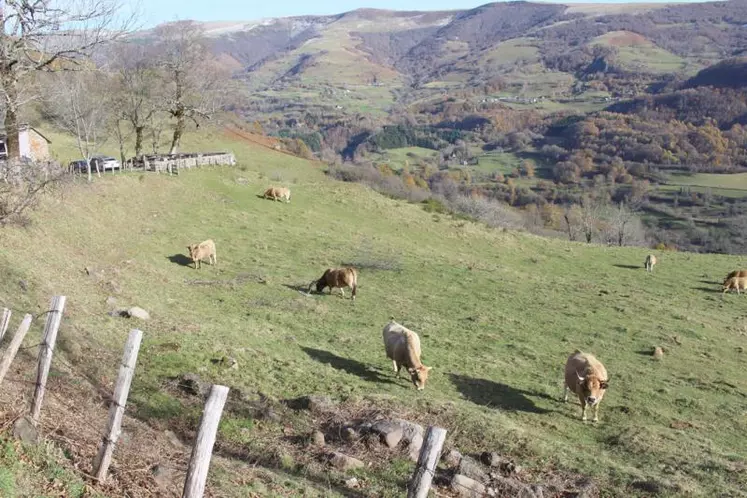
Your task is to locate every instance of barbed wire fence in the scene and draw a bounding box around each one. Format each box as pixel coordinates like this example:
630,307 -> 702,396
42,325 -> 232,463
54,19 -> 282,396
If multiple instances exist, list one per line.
0,297 -> 230,498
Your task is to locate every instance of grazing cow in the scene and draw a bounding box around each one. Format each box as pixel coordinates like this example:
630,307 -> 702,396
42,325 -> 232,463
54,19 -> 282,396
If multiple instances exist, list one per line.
187,239 -> 217,269
724,270 -> 747,285
723,276 -> 747,294
564,350 -> 609,423
310,267 -> 358,300
263,186 -> 291,203
644,254 -> 657,272
382,320 -> 432,390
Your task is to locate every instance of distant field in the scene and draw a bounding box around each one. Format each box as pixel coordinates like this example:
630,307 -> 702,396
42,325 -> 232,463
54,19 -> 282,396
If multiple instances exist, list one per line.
592,31 -> 691,74
663,172 -> 747,198
370,146 -> 439,169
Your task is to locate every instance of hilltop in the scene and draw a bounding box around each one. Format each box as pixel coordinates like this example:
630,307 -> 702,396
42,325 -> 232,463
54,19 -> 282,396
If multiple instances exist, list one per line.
1,128 -> 747,496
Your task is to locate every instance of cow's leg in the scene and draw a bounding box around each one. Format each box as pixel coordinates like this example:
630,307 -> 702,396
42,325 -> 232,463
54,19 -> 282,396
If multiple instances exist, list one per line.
340,288 -> 345,298
592,404 -> 600,423
392,360 -> 399,374
580,397 -> 587,422
563,385 -> 569,403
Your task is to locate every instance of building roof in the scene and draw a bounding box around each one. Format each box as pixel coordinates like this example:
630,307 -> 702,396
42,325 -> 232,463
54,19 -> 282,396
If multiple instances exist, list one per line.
0,124 -> 52,144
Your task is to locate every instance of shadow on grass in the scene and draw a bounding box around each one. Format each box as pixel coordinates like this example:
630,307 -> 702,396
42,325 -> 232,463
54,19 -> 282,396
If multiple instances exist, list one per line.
282,283 -> 314,294
167,254 -> 194,267
613,264 -> 642,270
302,347 -> 397,385
700,280 -> 721,285
692,287 -> 724,294
450,374 -> 551,413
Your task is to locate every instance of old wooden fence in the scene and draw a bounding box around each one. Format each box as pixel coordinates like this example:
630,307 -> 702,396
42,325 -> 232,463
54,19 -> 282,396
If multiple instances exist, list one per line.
129,152 -> 237,175
0,297 -> 228,498
0,296 -> 453,498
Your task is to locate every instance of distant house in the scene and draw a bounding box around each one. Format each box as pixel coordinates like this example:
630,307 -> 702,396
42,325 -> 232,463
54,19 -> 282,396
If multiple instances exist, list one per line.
0,125 -> 52,161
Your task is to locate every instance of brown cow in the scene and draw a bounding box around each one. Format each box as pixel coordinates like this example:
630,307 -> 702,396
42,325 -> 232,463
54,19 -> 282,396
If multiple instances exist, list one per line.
723,276 -> 747,294
263,186 -> 291,203
382,320 -> 432,390
310,267 -> 357,300
187,239 -> 217,269
644,254 -> 657,272
564,350 -> 609,423
724,270 -> 747,285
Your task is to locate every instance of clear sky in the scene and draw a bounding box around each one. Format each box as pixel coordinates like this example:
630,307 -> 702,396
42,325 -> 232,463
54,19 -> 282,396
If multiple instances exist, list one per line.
139,0 -> 705,27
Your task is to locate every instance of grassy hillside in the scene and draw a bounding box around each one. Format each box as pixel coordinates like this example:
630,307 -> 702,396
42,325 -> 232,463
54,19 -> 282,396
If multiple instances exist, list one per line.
2,130 -> 747,496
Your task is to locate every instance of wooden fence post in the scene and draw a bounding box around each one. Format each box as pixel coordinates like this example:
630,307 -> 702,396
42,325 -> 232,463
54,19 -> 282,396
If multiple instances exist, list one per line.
0,308 -> 11,342
0,314 -> 33,385
407,426 -> 448,498
93,329 -> 143,481
31,296 -> 66,423
182,385 -> 229,498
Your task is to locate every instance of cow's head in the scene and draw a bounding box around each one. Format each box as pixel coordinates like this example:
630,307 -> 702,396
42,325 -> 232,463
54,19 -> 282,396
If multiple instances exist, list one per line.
576,371 -> 608,406
187,244 -> 198,260
408,365 -> 433,391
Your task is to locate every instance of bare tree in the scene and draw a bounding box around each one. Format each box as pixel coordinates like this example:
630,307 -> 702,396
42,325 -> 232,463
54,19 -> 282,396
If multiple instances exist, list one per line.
153,21 -> 227,154
0,0 -> 134,159
45,71 -> 111,182
109,42 -> 159,157
606,201 -> 647,247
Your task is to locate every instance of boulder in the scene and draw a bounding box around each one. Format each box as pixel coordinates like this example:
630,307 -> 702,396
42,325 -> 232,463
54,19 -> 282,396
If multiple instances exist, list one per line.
12,416 -> 38,444
458,455 -> 489,484
330,452 -> 364,471
653,347 -> 664,360
443,448 -> 463,467
311,430 -> 325,446
128,307 -> 150,320
451,474 -> 486,497
296,395 -> 336,413
371,420 -> 403,448
344,477 -> 360,489
393,418 -> 424,461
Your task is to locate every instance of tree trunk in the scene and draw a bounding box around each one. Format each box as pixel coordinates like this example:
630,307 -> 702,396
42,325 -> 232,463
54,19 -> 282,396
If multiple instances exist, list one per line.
116,120 -> 127,170
169,113 -> 185,155
134,125 -> 145,157
3,78 -> 21,159
564,214 -> 575,241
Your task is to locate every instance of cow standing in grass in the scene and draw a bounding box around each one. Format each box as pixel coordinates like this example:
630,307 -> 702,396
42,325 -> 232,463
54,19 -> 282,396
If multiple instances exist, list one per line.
310,267 -> 358,300
187,239 -> 217,269
644,254 -> 657,272
723,276 -> 747,294
724,270 -> 747,285
263,186 -> 291,203
383,320 -> 432,390
564,350 -> 609,423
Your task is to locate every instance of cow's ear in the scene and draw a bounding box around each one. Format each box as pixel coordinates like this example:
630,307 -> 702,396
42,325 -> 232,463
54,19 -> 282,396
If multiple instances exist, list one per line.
600,380 -> 609,389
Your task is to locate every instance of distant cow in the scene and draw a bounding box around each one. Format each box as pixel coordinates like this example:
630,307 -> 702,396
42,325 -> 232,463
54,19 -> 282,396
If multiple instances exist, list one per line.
382,320 -> 432,390
564,350 -> 609,423
723,276 -> 747,294
263,186 -> 291,203
310,267 -> 357,300
187,239 -> 217,269
644,254 -> 657,272
724,270 -> 747,285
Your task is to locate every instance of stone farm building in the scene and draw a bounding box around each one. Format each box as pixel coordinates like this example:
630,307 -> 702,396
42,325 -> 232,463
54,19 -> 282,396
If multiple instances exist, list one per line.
0,125 -> 51,161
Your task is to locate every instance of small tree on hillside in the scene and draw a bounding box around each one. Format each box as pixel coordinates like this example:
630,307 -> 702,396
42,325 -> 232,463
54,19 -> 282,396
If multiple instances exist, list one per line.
109,42 -> 160,158
46,72 -> 111,182
153,21 -> 229,154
